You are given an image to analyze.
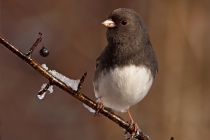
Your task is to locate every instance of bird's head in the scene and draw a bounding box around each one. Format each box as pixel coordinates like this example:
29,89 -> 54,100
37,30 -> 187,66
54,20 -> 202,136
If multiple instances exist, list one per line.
102,8 -> 149,45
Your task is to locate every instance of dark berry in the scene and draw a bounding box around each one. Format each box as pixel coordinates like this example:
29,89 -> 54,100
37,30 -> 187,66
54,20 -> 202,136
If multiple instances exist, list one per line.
39,47 -> 49,57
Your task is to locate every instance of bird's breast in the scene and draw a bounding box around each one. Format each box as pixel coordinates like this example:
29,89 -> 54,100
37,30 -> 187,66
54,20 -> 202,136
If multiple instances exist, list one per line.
94,65 -> 153,112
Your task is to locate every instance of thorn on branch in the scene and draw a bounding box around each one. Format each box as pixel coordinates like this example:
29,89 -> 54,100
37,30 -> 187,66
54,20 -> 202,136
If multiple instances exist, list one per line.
77,72 -> 87,93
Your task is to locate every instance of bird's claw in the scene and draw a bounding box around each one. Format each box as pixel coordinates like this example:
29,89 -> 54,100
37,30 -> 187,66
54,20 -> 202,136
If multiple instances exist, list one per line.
94,99 -> 104,117
132,122 -> 140,133
124,123 -> 140,140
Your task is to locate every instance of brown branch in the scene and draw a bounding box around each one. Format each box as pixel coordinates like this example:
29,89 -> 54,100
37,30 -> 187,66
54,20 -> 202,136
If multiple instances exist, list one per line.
77,72 -> 87,94
26,32 -> 42,57
38,82 -> 51,96
0,34 -> 149,140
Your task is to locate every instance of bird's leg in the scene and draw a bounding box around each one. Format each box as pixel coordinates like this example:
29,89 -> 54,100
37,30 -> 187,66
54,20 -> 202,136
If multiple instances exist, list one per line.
124,109 -> 140,139
94,98 -> 104,117
126,109 -> 140,132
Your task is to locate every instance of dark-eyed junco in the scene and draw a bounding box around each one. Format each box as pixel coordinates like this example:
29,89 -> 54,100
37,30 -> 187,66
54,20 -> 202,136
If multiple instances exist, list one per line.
93,8 -> 158,128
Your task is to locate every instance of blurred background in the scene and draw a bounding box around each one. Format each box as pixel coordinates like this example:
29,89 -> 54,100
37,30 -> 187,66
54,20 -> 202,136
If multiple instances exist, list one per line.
0,0 -> 210,140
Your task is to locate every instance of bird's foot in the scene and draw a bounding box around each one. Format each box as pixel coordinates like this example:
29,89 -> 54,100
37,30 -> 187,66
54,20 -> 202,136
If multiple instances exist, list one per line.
126,109 -> 140,131
124,122 -> 141,140
94,99 -> 104,117
131,122 -> 140,133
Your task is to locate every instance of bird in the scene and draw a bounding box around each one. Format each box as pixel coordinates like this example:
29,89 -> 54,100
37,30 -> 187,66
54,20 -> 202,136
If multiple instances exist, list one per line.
93,8 -> 158,129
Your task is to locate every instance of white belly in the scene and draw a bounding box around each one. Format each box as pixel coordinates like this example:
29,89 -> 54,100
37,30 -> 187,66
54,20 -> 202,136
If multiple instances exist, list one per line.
94,65 -> 153,113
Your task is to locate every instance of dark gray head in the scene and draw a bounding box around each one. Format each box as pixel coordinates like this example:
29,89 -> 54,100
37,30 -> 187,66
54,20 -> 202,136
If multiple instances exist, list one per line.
102,8 -> 149,46
100,8 -> 158,77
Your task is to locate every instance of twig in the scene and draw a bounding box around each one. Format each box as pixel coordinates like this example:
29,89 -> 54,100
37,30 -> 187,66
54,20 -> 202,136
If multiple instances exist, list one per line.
0,34 -> 149,140
77,72 -> 87,93
26,32 -> 42,57
38,82 -> 51,96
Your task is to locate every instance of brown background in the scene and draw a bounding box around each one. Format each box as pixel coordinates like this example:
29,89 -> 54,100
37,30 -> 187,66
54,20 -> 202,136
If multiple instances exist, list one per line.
0,0 -> 210,140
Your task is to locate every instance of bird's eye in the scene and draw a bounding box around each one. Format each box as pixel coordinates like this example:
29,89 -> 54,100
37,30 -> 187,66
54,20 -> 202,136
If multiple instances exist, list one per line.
121,20 -> 127,25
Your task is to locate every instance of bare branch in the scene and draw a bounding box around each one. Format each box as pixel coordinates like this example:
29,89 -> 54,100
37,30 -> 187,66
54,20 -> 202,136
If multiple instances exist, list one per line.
26,32 -> 42,57
0,34 -> 149,140
38,82 -> 52,96
77,72 -> 87,93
